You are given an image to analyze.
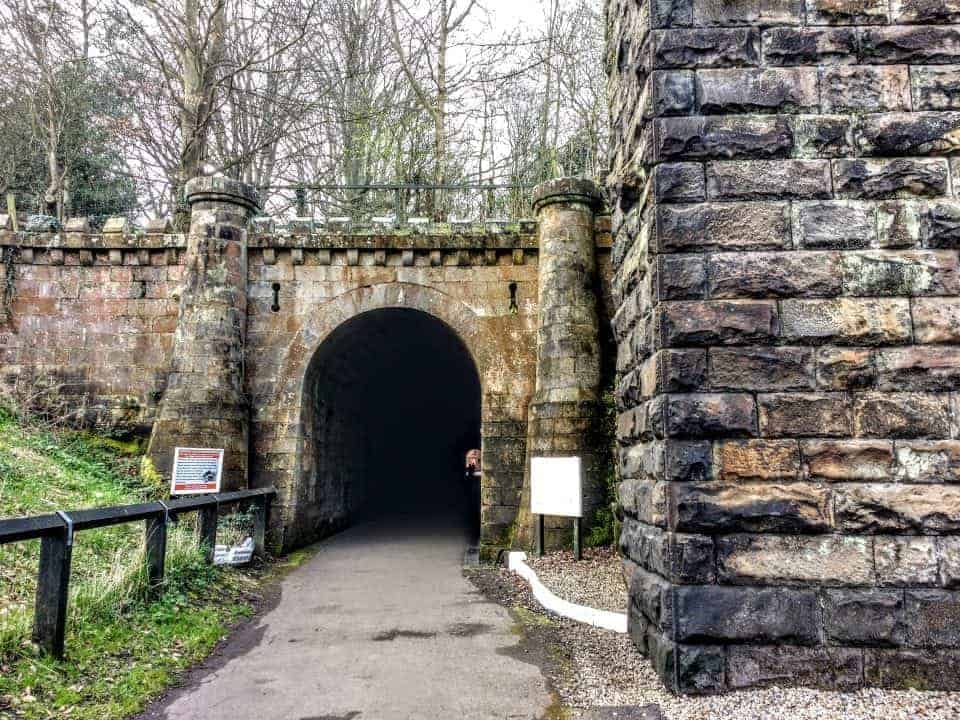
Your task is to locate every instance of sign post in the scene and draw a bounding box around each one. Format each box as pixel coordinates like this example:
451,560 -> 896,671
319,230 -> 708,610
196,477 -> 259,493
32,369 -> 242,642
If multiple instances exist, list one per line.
171,447 -> 224,496
531,456 -> 583,561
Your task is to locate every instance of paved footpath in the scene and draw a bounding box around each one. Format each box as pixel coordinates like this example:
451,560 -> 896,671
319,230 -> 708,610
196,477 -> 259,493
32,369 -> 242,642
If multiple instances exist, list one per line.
140,517 -> 552,720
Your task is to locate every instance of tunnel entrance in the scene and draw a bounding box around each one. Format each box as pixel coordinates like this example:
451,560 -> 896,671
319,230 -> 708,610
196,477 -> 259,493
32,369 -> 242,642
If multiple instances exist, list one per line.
300,307 -> 482,541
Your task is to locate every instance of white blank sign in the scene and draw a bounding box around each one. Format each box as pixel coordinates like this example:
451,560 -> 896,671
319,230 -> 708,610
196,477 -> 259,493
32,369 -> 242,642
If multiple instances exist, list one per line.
531,456 -> 582,518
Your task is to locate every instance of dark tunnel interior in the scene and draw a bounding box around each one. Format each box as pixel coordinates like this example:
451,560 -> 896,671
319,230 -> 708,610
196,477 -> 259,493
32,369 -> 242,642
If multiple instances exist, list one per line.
303,308 -> 482,540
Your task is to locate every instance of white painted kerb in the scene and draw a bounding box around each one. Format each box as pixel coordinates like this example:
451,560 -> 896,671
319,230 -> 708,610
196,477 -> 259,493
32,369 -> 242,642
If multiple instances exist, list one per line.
506,551 -> 628,634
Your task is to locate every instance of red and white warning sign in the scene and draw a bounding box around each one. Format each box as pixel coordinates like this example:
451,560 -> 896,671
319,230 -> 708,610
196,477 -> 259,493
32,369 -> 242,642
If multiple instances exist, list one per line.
171,447 -> 224,495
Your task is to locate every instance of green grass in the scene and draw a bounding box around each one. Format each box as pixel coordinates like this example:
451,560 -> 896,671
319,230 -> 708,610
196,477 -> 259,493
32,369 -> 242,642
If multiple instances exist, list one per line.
0,406 -> 265,719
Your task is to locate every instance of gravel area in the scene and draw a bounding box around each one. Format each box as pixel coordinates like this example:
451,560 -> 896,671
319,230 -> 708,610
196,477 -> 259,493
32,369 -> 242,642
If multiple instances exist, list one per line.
469,564 -> 960,720
527,547 -> 627,613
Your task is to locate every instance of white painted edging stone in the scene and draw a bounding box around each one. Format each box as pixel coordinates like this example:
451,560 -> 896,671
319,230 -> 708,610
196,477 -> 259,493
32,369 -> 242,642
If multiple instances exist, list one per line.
506,551 -> 628,634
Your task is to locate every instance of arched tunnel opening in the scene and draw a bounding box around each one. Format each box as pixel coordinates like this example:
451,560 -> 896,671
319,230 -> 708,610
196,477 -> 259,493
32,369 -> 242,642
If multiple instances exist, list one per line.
300,307 -> 482,542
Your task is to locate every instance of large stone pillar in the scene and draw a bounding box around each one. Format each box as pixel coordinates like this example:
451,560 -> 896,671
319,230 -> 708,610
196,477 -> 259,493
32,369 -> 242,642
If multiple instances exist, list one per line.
147,176 -> 259,489
520,177 -> 605,549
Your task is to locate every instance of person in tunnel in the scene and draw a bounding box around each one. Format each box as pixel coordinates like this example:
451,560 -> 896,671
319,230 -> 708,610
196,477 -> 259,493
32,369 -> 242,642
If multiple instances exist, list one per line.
464,449 -> 481,539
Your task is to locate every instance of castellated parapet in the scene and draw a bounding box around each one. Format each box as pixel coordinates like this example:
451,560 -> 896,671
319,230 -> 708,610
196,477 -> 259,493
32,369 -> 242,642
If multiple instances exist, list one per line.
607,0 -> 960,694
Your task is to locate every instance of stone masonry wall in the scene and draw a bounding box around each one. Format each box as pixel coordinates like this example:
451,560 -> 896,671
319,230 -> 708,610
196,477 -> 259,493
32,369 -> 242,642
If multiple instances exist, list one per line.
608,0 -> 960,694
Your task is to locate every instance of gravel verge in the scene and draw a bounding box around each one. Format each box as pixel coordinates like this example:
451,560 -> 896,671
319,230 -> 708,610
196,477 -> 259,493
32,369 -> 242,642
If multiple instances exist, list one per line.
527,547 -> 627,614
468,564 -> 960,720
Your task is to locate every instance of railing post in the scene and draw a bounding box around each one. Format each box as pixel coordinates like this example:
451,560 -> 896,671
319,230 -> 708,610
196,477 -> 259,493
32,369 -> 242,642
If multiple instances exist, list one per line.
198,499 -> 218,564
253,493 -> 271,558
145,511 -> 167,590
32,528 -> 72,660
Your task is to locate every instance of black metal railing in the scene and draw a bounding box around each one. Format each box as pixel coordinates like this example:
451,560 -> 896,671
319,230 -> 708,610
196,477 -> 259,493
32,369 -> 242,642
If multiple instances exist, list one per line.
0,487 -> 276,660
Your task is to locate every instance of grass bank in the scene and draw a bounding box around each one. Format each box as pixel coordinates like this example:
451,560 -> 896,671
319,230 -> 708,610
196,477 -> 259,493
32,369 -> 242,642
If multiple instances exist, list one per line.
0,407 -> 271,719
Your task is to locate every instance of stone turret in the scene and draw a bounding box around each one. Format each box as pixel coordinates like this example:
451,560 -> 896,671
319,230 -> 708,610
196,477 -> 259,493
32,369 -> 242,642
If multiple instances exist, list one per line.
521,177 -> 605,549
146,176 -> 259,488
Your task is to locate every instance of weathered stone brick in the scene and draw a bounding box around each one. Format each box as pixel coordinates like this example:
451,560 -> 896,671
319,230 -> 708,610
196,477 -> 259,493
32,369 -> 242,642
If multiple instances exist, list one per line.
942,539 -> 960,588
658,300 -> 779,346
842,251 -> 960,297
861,27 -> 960,65
663,393 -> 757,438
835,483 -> 960,533
877,201 -> 922,248
791,115 -> 856,158
718,534 -> 874,586
821,66 -> 911,113
876,537 -> 940,587
780,298 -> 913,346
652,162 -> 706,203
653,255 -> 707,299
666,440 -> 714,482
858,112 -> 960,157
806,0 -> 889,24
655,116 -> 794,161
671,481 -> 832,533
762,27 -> 857,66
645,630 -> 726,695
891,0 -> 960,23
708,251 -> 841,298
653,28 -> 760,68
920,200 -> 960,249
904,591 -> 960,648
696,68 -> 819,114
709,347 -> 815,391
651,0 -> 804,28
823,590 -> 906,647
895,441 -> 960,483
640,349 -> 707,397
833,159 -> 949,199
816,347 -> 876,390
802,440 -> 895,481
705,160 -> 831,200
674,586 -> 821,644
912,66 -> 960,111
866,649 -> 960,690
727,646 -> 863,691
758,393 -> 854,438
793,201 -> 876,249
620,519 -> 715,583
656,202 -> 791,252
653,71 -> 696,116
854,392 -> 952,438
875,347 -> 960,391
913,298 -> 960,343
715,439 -> 801,482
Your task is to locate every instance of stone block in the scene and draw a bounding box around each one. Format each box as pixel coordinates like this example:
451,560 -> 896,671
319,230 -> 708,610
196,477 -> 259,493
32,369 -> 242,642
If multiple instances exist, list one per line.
652,163 -> 705,203
904,591 -> 960,648
640,349 -> 707,396
727,646 -> 863,691
654,116 -> 794,162
101,217 -> 129,235
835,483 -> 960,533
891,0 -> 960,23
651,0 -> 805,28
791,114 -> 856,158
657,300 -> 780,346
665,440 -> 713,482
858,112 -> 960,157
653,255 -> 707,299
842,250 -> 960,297
715,440 -> 801,482
815,347 -> 876,390
853,392 -> 952,439
865,649 -> 960,690
876,536 -> 940,587
645,630 -> 726,695
875,347 -> 960,391
707,251 -> 841,297
833,158 -> 949,199
861,27 -> 960,65
802,440 -> 894,481
793,201 -> 876,249
921,200 -> 960,248
653,71 -> 695,116
717,534 -> 874,586
877,201 -> 922,248
913,298 -> 960,343
941,539 -> 960,588
708,347 -> 815,391
662,393 -> 757,438
823,589 -> 906,647
621,520 -> 716,584
913,66 -> 960,111
762,27 -> 857,65
696,68 -> 818,114
671,481 -> 832,533
895,441 -> 960,483
780,298 -> 912,346
652,28 -> 760,68
806,0 -> 889,24
705,160 -> 831,201
674,586 -> 821,645
656,202 -> 791,252
758,393 -> 853,438
821,66 -> 911,113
